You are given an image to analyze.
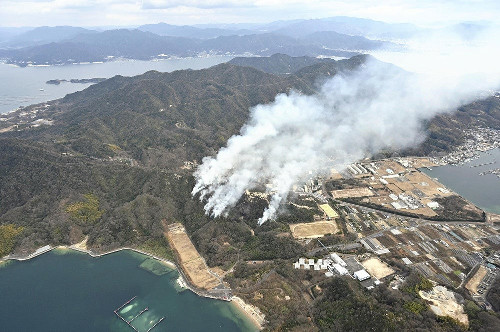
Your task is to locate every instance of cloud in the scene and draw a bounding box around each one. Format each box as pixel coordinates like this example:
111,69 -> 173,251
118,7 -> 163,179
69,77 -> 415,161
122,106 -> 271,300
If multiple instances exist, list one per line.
0,0 -> 141,27
192,27 -> 500,224
0,0 -> 499,27
142,0 -> 254,9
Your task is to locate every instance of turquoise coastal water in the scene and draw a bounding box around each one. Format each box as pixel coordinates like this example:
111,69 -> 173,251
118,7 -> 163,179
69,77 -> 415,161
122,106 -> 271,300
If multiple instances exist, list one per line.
421,148 -> 500,214
0,249 -> 255,332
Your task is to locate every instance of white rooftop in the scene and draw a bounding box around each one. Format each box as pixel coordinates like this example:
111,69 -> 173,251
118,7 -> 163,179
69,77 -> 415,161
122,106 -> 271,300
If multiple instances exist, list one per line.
427,201 -> 440,209
333,264 -> 348,275
354,269 -> 371,281
402,257 -> 413,265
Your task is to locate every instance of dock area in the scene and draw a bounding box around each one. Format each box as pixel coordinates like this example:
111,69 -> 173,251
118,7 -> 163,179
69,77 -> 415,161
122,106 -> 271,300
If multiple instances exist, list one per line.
3,245 -> 53,261
114,296 -> 165,332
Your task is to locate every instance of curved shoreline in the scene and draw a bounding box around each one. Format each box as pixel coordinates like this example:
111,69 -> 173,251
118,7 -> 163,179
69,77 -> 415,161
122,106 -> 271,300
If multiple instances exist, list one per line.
2,55 -> 235,68
1,244 -> 263,330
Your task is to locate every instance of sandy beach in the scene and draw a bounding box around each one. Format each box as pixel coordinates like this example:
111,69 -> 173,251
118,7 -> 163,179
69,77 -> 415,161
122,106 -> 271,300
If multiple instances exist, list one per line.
231,296 -> 266,331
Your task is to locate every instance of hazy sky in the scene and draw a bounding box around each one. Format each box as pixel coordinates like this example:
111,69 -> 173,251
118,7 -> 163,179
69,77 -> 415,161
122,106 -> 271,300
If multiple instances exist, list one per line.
0,0 -> 499,27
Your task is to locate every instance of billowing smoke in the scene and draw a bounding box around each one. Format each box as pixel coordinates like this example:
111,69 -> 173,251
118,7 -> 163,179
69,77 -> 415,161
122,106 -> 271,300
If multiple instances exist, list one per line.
193,26 -> 500,224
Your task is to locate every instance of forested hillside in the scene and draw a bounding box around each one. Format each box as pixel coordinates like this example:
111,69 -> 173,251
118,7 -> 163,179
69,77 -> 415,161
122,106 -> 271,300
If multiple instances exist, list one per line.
1,54 -> 500,330
0,57 -> 352,254
1,54 -> 499,255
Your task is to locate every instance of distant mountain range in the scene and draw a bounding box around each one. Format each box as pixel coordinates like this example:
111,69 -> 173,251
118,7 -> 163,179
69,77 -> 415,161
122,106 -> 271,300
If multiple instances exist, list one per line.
0,17 -> 412,65
0,29 -> 377,66
268,16 -> 419,39
0,17 -> 490,66
0,26 -> 97,49
137,22 -> 255,39
0,27 -> 33,44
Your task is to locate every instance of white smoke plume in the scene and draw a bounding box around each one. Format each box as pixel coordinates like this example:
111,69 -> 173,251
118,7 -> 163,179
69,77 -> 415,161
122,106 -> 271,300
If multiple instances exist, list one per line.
193,26 -> 500,224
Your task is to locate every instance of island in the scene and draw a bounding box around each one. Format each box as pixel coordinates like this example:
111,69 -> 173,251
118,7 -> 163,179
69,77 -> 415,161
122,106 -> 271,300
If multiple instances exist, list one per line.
46,78 -> 106,85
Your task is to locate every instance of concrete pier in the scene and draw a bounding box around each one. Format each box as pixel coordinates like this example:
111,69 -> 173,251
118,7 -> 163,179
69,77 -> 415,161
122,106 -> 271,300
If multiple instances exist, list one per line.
114,311 -> 139,332
115,296 -> 137,313
147,317 -> 165,332
128,307 -> 148,324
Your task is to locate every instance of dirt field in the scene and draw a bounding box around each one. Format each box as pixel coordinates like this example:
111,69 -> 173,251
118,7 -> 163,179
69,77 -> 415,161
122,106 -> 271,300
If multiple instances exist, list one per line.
331,187 -> 374,199
411,207 -> 438,217
488,213 -> 500,223
382,171 -> 450,199
361,257 -> 395,279
374,160 -> 407,175
329,168 -> 343,180
392,180 -> 415,192
405,171 -> 453,197
289,220 -> 339,238
369,196 -> 394,205
166,223 -> 220,290
363,167 -> 459,218
401,157 -> 438,169
385,183 -> 403,195
466,265 -> 488,294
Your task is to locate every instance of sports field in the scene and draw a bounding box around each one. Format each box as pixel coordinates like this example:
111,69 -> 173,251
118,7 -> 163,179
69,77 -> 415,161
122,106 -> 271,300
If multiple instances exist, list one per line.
289,220 -> 339,238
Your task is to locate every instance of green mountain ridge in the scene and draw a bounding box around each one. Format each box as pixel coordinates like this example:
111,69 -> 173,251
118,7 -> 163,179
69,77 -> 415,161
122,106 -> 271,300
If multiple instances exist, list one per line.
0,28 -> 394,65
1,54 -> 500,330
0,58 -> 340,254
1,56 -> 498,243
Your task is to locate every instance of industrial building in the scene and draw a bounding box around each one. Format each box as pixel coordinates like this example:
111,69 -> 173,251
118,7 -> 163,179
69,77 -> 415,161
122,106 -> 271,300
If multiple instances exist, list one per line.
293,258 -> 330,271
354,269 -> 371,281
333,264 -> 349,275
330,253 -> 347,267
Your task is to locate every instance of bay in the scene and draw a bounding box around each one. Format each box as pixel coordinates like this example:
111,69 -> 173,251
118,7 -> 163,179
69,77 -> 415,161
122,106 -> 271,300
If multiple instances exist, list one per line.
0,249 -> 255,332
0,55 -> 257,331
421,148 -> 500,214
0,56 -> 233,114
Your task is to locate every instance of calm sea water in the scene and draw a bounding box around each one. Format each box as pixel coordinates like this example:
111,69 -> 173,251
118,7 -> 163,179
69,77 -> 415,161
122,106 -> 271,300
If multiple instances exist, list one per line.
0,249 -> 255,332
0,56 -> 233,114
421,148 -> 500,214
